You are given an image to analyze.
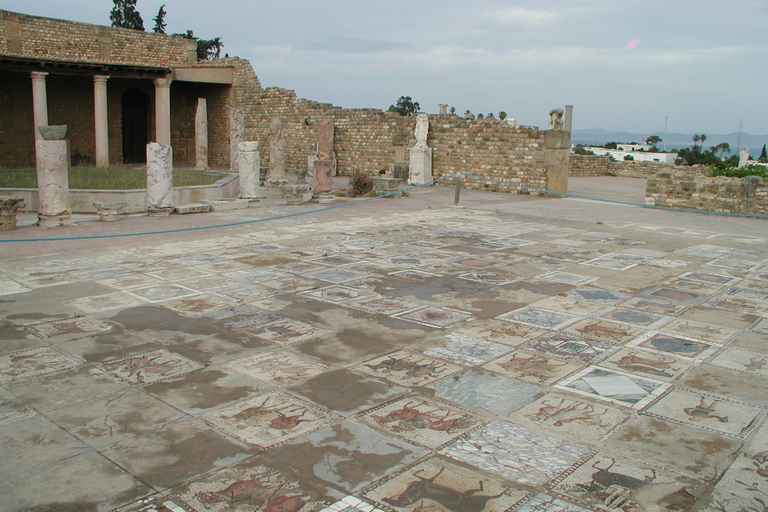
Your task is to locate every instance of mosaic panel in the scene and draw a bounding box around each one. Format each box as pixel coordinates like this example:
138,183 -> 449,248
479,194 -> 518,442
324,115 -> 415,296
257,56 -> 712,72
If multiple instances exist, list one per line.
0,397 -> 37,426
520,258 -> 572,271
423,333 -> 514,366
524,332 -> 615,364
440,421 -> 590,486
226,350 -> 332,385
0,346 -> 81,383
65,292 -> 144,313
707,258 -> 762,272
69,266 -> 135,281
259,275 -> 323,293
594,307 -> 670,329
358,351 -> 463,386
529,296 -> 603,317
549,454 -> 702,512
393,306 -> 475,329
363,458 -> 527,512
563,319 -> 645,346
472,321 -> 549,347
301,285 -> 367,304
430,369 -> 542,415
726,286 -> 768,302
707,453 -> 768,512
674,243 -> 739,258
497,307 -> 580,330
163,295 -> 238,316
305,267 -> 371,283
483,350 -> 582,386
641,388 -> 765,439
14,272 -> 79,289
705,295 -> 766,314
535,272 -> 597,286
126,284 -> 201,303
619,297 -> 690,317
555,367 -> 669,409
24,316 -> 113,339
513,394 -> 630,443
211,285 -> 276,302
516,493 -> 590,512
358,396 -> 481,449
638,287 -> 707,304
748,316 -> 768,335
389,269 -> 443,280
224,268 -> 288,283
346,296 -> 420,316
201,392 -> 329,448
581,256 -> 638,271
663,277 -> 724,294
660,318 -> 739,345
599,348 -> 691,381
677,271 -> 740,286
245,318 -> 330,345
177,462 -> 336,512
147,267 -> 213,282
319,496 -> 384,512
627,332 -> 719,361
96,273 -> 165,290
104,349 -> 205,384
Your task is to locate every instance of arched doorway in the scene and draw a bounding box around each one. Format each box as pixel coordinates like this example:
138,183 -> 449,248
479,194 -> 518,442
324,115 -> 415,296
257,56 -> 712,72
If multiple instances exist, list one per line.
121,88 -> 148,163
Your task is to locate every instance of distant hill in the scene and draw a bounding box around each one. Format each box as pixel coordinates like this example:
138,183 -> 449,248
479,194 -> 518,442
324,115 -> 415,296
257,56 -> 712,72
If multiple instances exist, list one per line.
572,129 -> 767,157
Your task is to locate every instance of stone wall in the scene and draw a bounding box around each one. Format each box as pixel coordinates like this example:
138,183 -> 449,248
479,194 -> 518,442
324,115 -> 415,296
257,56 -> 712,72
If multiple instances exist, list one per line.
0,9 -> 195,66
569,154 -> 675,179
646,167 -> 768,216
569,154 -> 611,176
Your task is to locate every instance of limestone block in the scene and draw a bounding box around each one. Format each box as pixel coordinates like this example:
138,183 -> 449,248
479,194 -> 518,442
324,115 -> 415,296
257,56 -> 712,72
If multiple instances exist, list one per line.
312,160 -> 334,195
200,198 -> 250,211
268,117 -> 286,179
35,139 -> 73,227
229,108 -> 245,172
146,143 -> 173,209
92,201 -> 127,222
0,196 -> 25,231
238,141 -> 262,199
408,146 -> 433,186
195,98 -> 208,169
174,203 -> 211,214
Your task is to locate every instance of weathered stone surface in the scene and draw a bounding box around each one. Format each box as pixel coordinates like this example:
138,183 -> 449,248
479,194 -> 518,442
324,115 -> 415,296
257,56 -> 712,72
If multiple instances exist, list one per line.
280,183 -> 311,205
238,141 -> 262,199
268,117 -> 286,179
312,160 -> 334,196
200,198 -> 250,211
195,98 -> 208,169
92,201 -> 127,222
0,196 -> 25,231
408,145 -> 432,186
229,107 -> 245,173
35,139 -> 73,227
146,143 -> 173,210
174,203 -> 211,214
317,120 -> 334,161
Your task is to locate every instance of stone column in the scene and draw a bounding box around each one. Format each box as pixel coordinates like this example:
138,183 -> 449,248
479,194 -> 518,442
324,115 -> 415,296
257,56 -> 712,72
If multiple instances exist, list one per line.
31,72 -> 49,140
146,142 -> 173,215
311,120 -> 335,202
267,117 -> 286,179
195,98 -> 208,169
739,147 -> 750,168
543,129 -> 571,196
438,103 -> 448,115
564,105 -> 573,132
408,113 -> 433,185
93,75 -> 110,167
238,141 -> 261,200
153,77 -> 173,146
36,134 -> 73,227
229,107 -> 245,173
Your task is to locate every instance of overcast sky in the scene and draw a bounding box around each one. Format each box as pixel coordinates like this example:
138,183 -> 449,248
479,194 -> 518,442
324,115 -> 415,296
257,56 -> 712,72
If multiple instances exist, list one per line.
3,0 -> 766,135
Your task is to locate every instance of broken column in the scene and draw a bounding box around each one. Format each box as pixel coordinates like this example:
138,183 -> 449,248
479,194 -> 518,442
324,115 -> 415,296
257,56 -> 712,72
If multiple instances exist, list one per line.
36,125 -> 73,227
195,98 -> 208,169
267,117 -> 286,179
229,107 -> 245,173
543,128 -> 570,197
146,142 -> 174,216
311,120 -> 335,203
408,113 -> 433,185
238,141 -> 262,200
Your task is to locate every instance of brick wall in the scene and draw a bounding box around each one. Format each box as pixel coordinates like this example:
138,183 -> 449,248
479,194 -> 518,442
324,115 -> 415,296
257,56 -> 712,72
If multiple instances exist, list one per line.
646,167 -> 768,216
570,154 -> 675,178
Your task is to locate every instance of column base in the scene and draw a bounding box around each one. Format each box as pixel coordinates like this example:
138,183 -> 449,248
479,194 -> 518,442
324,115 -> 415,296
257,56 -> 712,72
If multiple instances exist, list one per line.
38,213 -> 74,228
147,206 -> 174,217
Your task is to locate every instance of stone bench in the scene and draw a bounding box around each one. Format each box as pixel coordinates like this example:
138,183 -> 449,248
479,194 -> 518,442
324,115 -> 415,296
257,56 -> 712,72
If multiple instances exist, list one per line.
92,202 -> 126,222
0,196 -> 26,231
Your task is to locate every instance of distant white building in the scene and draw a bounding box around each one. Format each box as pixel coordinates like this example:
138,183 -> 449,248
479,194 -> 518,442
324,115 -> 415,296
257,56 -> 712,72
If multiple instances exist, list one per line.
580,146 -> 678,164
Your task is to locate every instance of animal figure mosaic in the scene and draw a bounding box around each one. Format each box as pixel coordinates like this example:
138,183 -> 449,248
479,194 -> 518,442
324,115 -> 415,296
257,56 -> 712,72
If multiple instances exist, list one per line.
744,356 -> 767,371
614,351 -> 679,378
197,471 -> 308,511
498,353 -> 568,383
383,467 -> 503,512
576,322 -> 630,343
683,397 -> 729,423
525,397 -> 609,427
371,401 -> 473,434
569,458 -> 656,512
230,396 -> 313,430
365,356 -> 443,379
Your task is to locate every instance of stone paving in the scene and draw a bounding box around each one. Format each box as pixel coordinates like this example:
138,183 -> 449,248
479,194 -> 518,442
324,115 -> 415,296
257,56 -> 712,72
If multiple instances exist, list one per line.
0,178 -> 767,512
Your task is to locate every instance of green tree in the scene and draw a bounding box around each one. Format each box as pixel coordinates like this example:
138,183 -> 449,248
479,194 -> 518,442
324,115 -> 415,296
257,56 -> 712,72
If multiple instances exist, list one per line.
645,135 -> 662,147
759,144 -> 767,163
152,4 -> 167,34
498,111 -> 507,121
174,30 -> 224,60
387,96 -> 420,116
110,0 -> 144,30
710,142 -> 730,158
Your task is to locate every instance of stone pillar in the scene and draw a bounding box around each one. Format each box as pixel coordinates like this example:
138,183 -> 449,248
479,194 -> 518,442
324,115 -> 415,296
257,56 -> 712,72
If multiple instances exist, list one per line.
153,77 -> 172,146
543,129 -> 571,196
408,113 -> 433,185
238,141 -> 262,200
311,120 -> 335,202
229,107 -> 245,173
739,147 -> 750,168
31,72 -> 49,140
146,143 -> 173,215
195,98 -> 208,169
438,103 -> 448,115
564,105 -> 573,133
93,75 -> 110,167
268,117 -> 286,179
36,135 -> 73,227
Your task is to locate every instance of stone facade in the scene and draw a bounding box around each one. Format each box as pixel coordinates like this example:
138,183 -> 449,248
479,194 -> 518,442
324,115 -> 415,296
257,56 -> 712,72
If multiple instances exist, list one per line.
646,167 -> 767,216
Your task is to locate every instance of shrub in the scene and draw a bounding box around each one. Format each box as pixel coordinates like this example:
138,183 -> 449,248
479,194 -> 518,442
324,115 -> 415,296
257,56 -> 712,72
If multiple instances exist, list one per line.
711,164 -> 766,178
348,173 -> 373,196
624,155 -> 634,161
573,145 -> 595,156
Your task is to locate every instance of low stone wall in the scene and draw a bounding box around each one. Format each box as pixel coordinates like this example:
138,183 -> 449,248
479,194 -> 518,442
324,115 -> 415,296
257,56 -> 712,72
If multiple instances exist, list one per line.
569,154 -> 674,178
1,173 -> 238,214
646,168 -> 768,216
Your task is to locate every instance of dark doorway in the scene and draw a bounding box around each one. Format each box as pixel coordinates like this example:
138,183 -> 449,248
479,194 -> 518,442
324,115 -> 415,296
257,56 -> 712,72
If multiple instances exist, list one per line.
121,88 -> 148,163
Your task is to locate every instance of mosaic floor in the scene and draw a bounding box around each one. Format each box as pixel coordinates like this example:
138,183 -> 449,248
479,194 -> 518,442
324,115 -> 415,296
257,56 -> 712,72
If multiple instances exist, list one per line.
0,200 -> 767,512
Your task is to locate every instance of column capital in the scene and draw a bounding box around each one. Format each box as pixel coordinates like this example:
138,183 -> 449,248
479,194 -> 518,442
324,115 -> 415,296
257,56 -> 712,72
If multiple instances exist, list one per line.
153,77 -> 173,88
94,75 -> 110,85
31,71 -> 49,82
